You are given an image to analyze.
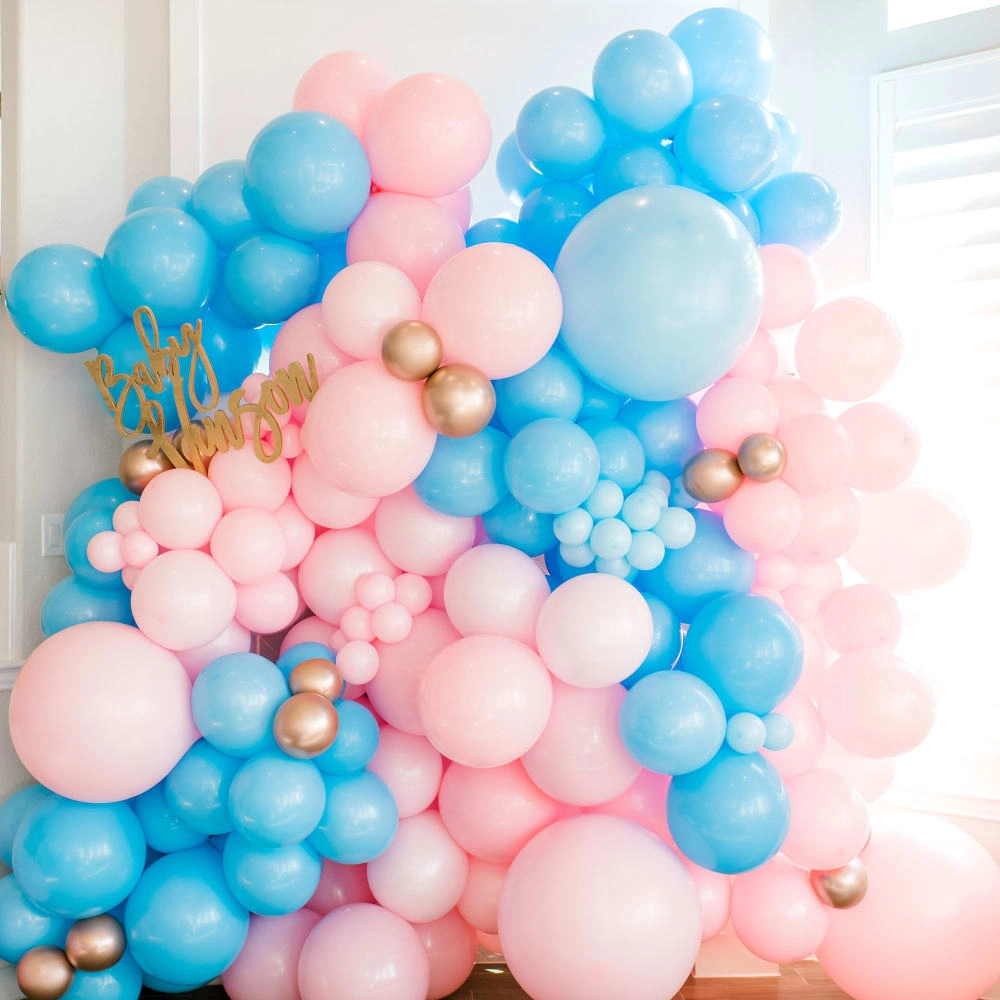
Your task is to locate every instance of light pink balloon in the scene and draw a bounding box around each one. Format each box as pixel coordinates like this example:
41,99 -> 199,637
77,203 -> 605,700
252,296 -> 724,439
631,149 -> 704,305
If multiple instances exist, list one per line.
271,496 -> 316,571
847,486 -> 970,592
308,860 -> 375,915
477,930 -> 502,953
138,468 -> 223,549
121,530 -> 158,569
210,508 -> 287,585
365,74 -> 491,199
338,642 -> 378,684
783,486 -> 861,565
131,549 -> 237,650
536,575 -> 652,688
761,692 -> 826,779
422,243 -> 562,379
780,412 -> 854,494
121,564 -> 139,592
758,244 -> 822,330
498,815 -> 701,1000
292,452 -> 379,529
821,584 -> 902,653
682,859 -> 731,941
457,857 -> 507,933
235,572 -> 300,634
419,635 -> 553,768
838,402 -> 920,493
727,327 -> 779,382
731,856 -> 829,964
755,552 -> 798,591
293,51 -> 395,139
222,909 -> 321,1000
724,480 -> 803,554
176,619 -> 253,682
88,531 -> 125,573
433,187 -> 472,231
768,374 -> 827,427
374,488 -> 476,577
371,603 -> 411,643
281,616 -> 335,655
695,377 -> 779,452
411,908 -> 478,1000
112,500 -> 141,534
298,903 -> 429,1000
9,622 -> 196,802
783,767 -> 870,871
592,769 -> 672,844
369,727 -> 443,819
208,446 -> 292,513
782,559 -> 843,620
820,648 -> 935,758
302,360 -> 437,499
795,621 -> 828,703
818,738 -> 896,803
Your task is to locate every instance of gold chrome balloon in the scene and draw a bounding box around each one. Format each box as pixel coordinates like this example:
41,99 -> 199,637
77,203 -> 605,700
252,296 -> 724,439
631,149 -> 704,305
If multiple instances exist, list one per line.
16,946 -> 74,1000
421,363 -> 496,438
381,320 -> 443,382
810,857 -> 869,909
273,693 -> 340,759
118,440 -> 173,494
172,421 -> 213,472
681,449 -> 744,503
64,914 -> 126,972
737,433 -> 787,481
289,658 -> 343,701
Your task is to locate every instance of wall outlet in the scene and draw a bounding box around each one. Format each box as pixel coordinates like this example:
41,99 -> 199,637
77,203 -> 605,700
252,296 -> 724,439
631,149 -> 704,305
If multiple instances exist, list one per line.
41,514 -> 64,557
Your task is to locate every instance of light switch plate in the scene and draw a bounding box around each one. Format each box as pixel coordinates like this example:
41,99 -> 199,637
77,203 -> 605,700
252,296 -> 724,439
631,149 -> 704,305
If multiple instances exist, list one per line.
41,514 -> 64,557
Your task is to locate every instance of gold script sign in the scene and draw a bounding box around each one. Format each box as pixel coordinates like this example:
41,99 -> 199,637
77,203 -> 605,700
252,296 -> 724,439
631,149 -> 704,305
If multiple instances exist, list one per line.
85,306 -> 318,474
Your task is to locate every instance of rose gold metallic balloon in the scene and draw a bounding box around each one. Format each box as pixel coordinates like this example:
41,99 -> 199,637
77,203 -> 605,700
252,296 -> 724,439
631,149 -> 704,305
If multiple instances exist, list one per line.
172,422 -> 213,472
273,693 -> 340,759
289,658 -> 343,701
16,946 -> 74,1000
64,914 -> 126,972
737,433 -> 787,481
118,440 -> 173,494
381,320 -> 443,381
810,857 -> 869,909
421,363 -> 496,438
681,449 -> 744,503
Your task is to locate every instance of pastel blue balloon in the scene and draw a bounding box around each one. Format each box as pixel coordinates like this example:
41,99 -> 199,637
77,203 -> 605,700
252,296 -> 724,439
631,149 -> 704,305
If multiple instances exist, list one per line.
309,771 -> 398,865
142,973 -> 206,994
553,508 -> 593,546
680,593 -> 803,716
726,712 -> 767,754
314,701 -> 380,776
763,712 -> 795,752
584,481 -> 624,520
222,834 -> 321,916
65,479 -> 136,529
316,234 -> 349,288
199,311 -> 263,394
771,112 -> 803,176
466,217 -> 522,247
415,427 -> 510,517
245,111 -> 370,241
670,476 -> 699,509
622,490 -> 661,531
618,398 -> 701,477
62,953 -> 143,1000
581,420 -> 645,490
751,171 -> 842,253
211,276 -> 255,327
638,509 -> 754,623
516,87 -> 606,181
590,517 -> 631,560
190,160 -> 260,251
714,191 -> 760,243
228,753 -> 325,848
505,417 -> 600,515
164,739 -> 243,836
622,593 -> 682,688
559,541 -> 595,569
482,495 -> 556,556
620,669 -> 726,775
670,8 -> 775,104
40,577 -> 134,638
126,176 -> 193,215
132,783 -> 207,854
593,142 -> 680,202
593,29 -> 693,135
223,233 -> 321,326
654,507 -> 697,550
13,797 -> 145,918
595,555 -> 635,580
0,874 -> 73,963
668,747 -> 789,874
0,786 -> 51,868
6,245 -> 124,353
65,509 -> 121,590
518,182 -> 596,267
103,208 -> 218,325
496,133 -> 544,204
626,531 -> 665,571
125,847 -> 248,985
191,653 -> 289,758
578,376 -> 623,422
274,642 -> 337,681
496,350 -> 583,435
556,186 -> 762,401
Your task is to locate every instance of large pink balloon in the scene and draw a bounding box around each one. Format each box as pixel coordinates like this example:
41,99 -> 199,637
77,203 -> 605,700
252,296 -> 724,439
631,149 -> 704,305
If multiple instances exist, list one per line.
272,496 -> 316,571
536,575 -> 652,688
10,622 -> 196,802
210,508 -> 286,584
695,377 -> 779,452
138,468 -> 223,549
782,486 -> 861,565
411,908 -> 478,1000
365,73 -> 491,199
780,412 -> 854,494
368,727 -> 443,819
838,402 -> 920,493
755,552 -> 798,591
727,327 -> 778,382
761,692 -> 825,779
308,861 -> 375,915
457,857 -> 507,934
292,452 -> 379,529
592,769 -> 672,844
297,903 -> 429,1000
293,51 -> 394,139
374,488 -> 475,576
223,909 -> 321,1000
302,360 -> 437,499
821,583 -> 902,653
421,243 -> 562,379
783,767 -> 870,870
758,244 -> 822,330
419,635 -> 553,767
818,813 -> 1000,1000
723,480 -> 802,554
498,815 -> 700,1000
209,445 -> 292,513
682,859 -> 731,941
176,619 -> 253,682
433,187 -> 472,231
818,738 -> 896,803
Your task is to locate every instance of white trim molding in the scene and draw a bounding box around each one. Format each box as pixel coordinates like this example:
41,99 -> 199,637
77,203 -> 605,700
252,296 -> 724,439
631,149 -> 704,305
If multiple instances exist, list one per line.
169,0 -> 204,179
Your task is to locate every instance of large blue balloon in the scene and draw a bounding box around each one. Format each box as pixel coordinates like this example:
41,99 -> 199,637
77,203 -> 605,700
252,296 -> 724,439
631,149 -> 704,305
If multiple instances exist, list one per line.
771,112 -> 802,177
414,427 -> 510,517
13,797 -> 145,918
496,132 -> 544,204
481,495 -> 556,557
0,785 -> 51,867
466,217 -> 522,248
668,746 -> 789,874
515,87 -> 606,181
164,739 -> 242,836
190,161 -> 260,251
577,376 -> 623,423
622,593 -> 682,688
495,350 -> 583,435
228,753 -> 325,848
244,111 -> 370,241
555,186 -> 762,401
223,233 -> 321,325
714,191 -> 761,243
751,171 -> 842,253
314,701 -> 380,776
222,833 -> 321,916
580,420 -> 645,490
132,783 -> 207,854
40,576 -> 134,638
65,509 -> 122,590
0,874 -> 73,963
142,973 -> 207,994
679,593 -> 803,716
6,245 -> 123,353
62,953 -> 143,1000
126,176 -> 192,215
125,846 -> 248,984
518,182 -> 596,268
64,479 -> 136,529
592,142 -> 680,202
309,771 -> 398,865
199,311 -> 263,394
618,398 -> 701,477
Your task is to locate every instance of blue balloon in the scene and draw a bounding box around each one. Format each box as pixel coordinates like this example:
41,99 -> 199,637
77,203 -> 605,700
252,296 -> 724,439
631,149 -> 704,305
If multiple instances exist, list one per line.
0,873 -> 73,963
199,311 -> 263,394
164,739 -> 242,836
466,217 -> 522,248
210,275 -> 255,327
515,87 -> 606,181
142,973 -> 207,994
415,427 -> 510,517
593,29 -> 693,135
62,953 -> 143,1000
125,846 -> 248,984
223,233 -> 321,325
580,420 -> 645,490
555,186 -> 761,401
309,771 -> 398,865
751,171 -> 842,253
726,712 -> 767,754
132,783 -> 207,854
191,653 -> 289,758
592,142 -> 680,202
13,797 -> 145,918
670,475 -> 699,509
679,593 -> 803,716
190,160 -> 260,251
40,577 -> 134,637
103,208 -> 218,325
274,642 -> 337,680
547,541 -> 595,581
638,509 -> 754,623
496,133 -> 544,203
222,833 -> 321,916
763,712 -> 795,752
314,702 -> 380,776
126,177 -> 193,215
618,398 -> 700,478
228,753 -> 325,848
482,495 -> 556,557
64,509 -> 121,590
64,479 -> 136,529
0,786 -> 51,868
518,182 -> 596,267
668,747 -> 789,874
771,112 -> 802,177
495,350 -> 584,435
670,8 -> 775,104
6,245 -> 124,353
622,593 -> 682,688
714,191 -> 760,243
244,111 -> 370,241
577,376 -> 624,423
315,234 -> 349,288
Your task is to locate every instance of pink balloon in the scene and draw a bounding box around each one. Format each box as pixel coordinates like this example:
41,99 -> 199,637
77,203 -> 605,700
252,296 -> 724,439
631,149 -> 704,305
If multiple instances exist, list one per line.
758,244 -> 822,330
817,737 -> 896,803
297,903 -> 429,1000
783,486 -> 861,565
112,500 -> 141,534
695,377 -> 779,452
271,496 -> 316,571
682,859 -> 731,941
222,909 -> 321,1000
292,452 -> 379,529
365,74 -> 491,198
308,860 -> 375,915
768,374 -> 827,427
120,530 -> 158,569
176,619 -> 253,682
337,641 -> 381,685
592,769 -> 672,844
761,692 -> 826,779
781,559 -> 843,620
821,583 -> 902,653
724,480 -> 803,554
293,51 -> 394,139
9,622 -> 196,802
88,531 -> 125,573
411,908 -> 478,1000
817,813 -> 1000,1000
780,412 -> 854,494
210,508 -> 287,585
477,930 -> 502,953
394,574 -> 433,615
457,857 -> 507,933
369,727 -> 443,819
419,635 -> 553,768
795,621 -> 828,703
281,616 -> 335,655
421,243 -> 562,379
138,468 -> 223,549
847,486 -> 970,592
131,549 -> 237,650
731,856 -> 829,964
374,488 -> 475,576
820,648 -> 935,758
755,552 -> 798,591
371,603 -> 412,643
838,402 -> 920,493
302,360 -> 436,499
795,297 -> 903,401
535,575 -> 652,688
433,187 -> 472,231
498,815 -> 701,1000
235,572 -> 300,634
726,326 -> 778,382
208,445 -> 292,513
783,767 -> 870,871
